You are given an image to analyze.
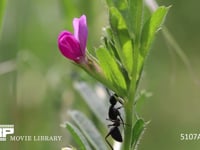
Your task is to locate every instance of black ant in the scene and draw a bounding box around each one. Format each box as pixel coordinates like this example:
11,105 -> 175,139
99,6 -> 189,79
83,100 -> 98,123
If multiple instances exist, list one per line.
108,94 -> 124,125
105,94 -> 125,150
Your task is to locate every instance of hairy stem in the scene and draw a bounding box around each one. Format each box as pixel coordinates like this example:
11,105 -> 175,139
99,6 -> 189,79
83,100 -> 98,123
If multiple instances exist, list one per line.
123,38 -> 139,149
123,96 -> 134,150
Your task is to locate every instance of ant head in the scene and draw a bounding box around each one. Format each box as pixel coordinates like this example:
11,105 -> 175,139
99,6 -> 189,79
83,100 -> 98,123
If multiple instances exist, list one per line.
109,94 -> 117,105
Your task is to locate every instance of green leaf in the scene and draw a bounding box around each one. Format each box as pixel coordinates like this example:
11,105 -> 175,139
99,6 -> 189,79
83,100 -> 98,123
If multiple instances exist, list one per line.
103,27 -> 120,61
129,0 -> 143,38
65,122 -> 92,150
140,6 -> 169,57
131,119 -> 146,149
109,7 -> 133,78
110,0 -> 132,40
74,82 -> 108,125
96,47 -> 127,96
113,0 -> 128,11
69,110 -> 107,150
0,0 -> 6,34
105,0 -> 113,7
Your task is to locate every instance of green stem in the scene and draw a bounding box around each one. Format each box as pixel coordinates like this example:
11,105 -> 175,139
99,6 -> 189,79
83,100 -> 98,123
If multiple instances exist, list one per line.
123,38 -> 139,149
123,96 -> 134,150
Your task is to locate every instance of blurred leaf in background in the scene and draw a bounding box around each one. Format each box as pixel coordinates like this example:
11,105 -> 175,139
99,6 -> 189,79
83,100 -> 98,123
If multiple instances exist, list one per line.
0,0 -> 7,35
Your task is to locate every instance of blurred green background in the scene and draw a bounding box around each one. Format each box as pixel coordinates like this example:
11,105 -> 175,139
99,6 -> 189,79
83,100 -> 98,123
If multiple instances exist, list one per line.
0,0 -> 200,150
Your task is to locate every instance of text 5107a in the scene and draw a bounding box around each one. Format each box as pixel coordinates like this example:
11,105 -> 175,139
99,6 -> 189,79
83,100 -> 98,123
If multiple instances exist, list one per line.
180,133 -> 200,140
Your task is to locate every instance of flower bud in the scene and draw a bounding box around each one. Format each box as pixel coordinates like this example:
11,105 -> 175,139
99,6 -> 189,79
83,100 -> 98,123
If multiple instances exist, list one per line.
58,15 -> 88,63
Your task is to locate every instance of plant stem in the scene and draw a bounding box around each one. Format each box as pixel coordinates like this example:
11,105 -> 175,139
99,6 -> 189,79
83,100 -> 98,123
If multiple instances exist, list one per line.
123,96 -> 134,150
123,34 -> 139,149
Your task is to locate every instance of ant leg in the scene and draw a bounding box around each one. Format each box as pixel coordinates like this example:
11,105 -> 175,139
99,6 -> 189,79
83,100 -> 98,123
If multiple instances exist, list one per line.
116,106 -> 123,110
106,88 -> 113,97
105,128 -> 115,150
119,114 -> 125,129
115,95 -> 124,105
105,137 -> 114,150
108,124 -> 114,127
106,118 -> 115,122
107,116 -> 128,128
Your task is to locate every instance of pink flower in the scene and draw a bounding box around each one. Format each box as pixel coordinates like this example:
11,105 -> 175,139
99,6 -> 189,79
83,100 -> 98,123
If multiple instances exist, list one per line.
58,15 -> 88,63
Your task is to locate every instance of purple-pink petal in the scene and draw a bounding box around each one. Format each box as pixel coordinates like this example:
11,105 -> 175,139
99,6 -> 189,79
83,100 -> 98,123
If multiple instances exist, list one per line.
58,15 -> 88,63
58,31 -> 72,41
73,18 -> 79,42
58,31 -> 83,62
73,15 -> 88,55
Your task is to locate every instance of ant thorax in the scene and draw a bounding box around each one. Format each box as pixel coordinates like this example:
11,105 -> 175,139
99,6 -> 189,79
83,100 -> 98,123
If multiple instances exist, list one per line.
108,105 -> 120,120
